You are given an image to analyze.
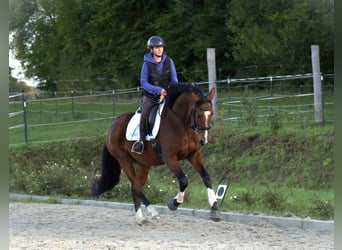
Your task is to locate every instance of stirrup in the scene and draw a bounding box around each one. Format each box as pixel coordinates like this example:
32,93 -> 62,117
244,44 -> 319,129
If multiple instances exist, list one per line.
131,141 -> 144,154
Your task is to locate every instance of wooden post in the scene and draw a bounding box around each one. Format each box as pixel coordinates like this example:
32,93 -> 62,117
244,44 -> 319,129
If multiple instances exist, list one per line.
22,92 -> 28,144
311,45 -> 324,124
207,48 -> 217,121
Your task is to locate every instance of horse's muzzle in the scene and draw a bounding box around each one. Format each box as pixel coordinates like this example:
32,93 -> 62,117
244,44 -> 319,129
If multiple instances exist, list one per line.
199,137 -> 210,146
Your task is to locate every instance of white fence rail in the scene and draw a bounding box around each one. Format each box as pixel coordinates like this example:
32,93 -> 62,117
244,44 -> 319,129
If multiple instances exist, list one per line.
9,73 -> 334,144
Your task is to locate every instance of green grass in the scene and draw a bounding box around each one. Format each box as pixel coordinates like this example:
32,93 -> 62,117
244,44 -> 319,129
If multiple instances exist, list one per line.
9,95 -> 140,144
88,168 -> 334,220
10,119 -> 108,145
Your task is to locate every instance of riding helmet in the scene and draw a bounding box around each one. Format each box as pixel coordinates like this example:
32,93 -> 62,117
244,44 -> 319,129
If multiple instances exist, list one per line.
147,36 -> 166,48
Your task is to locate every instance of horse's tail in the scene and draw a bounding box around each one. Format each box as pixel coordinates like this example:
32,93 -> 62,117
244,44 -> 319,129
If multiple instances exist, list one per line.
91,145 -> 121,196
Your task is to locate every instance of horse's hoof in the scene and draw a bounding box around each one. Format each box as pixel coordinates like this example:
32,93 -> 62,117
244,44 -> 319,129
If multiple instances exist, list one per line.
136,216 -> 149,225
136,218 -> 144,225
136,208 -> 147,225
167,198 -> 179,211
152,214 -> 161,221
210,207 -> 221,222
147,205 -> 160,221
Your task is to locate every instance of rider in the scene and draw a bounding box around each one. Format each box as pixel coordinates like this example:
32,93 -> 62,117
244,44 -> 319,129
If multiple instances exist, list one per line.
131,35 -> 179,154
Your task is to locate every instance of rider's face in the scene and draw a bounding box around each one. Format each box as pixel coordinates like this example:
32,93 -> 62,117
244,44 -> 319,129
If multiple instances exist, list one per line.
152,46 -> 164,57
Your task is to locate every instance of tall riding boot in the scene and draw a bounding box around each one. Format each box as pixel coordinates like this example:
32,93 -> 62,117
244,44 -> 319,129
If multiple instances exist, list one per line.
131,95 -> 151,154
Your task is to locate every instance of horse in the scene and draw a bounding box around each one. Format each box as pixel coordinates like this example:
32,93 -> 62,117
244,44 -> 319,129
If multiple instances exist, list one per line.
91,83 -> 221,224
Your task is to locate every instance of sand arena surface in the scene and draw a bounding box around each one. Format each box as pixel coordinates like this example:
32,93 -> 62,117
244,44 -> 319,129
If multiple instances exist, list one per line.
9,202 -> 333,250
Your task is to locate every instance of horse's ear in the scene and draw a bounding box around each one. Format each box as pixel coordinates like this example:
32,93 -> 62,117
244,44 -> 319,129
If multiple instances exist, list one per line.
191,92 -> 199,101
208,88 -> 216,101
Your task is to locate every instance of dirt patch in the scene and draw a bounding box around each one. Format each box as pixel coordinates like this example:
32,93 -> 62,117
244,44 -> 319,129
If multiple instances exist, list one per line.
10,202 -> 333,249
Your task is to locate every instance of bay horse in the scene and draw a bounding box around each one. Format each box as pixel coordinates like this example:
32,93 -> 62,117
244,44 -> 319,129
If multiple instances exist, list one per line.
91,83 -> 221,224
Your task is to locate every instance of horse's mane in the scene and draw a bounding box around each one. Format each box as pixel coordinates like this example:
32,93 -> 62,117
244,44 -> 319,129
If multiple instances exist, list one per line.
166,83 -> 208,109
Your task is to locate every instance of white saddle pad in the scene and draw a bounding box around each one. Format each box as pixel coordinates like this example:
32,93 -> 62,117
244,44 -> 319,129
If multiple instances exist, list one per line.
126,101 -> 165,141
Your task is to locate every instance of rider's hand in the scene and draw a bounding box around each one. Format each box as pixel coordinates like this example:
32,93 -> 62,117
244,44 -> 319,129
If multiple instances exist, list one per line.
160,88 -> 167,97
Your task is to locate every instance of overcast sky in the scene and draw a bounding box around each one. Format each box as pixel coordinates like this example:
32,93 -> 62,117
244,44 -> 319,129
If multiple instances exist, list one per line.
9,50 -> 38,87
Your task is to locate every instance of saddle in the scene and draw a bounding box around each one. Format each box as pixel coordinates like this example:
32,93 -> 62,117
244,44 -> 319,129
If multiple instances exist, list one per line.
146,103 -> 160,135
125,100 -> 165,141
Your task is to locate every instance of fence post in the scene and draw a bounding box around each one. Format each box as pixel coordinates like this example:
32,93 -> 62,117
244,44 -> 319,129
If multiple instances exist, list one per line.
54,91 -> 58,120
311,45 -> 324,125
22,92 -> 28,144
227,77 -> 231,120
71,90 -> 75,119
112,89 -> 115,117
269,76 -> 273,111
39,100 -> 42,121
207,48 -> 217,121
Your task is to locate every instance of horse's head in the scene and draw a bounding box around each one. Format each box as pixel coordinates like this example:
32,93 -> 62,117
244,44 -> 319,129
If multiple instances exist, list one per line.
166,83 -> 216,146
191,87 -> 215,145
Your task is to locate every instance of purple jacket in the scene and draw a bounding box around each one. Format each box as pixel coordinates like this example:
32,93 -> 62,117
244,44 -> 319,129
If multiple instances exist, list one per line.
140,52 -> 178,95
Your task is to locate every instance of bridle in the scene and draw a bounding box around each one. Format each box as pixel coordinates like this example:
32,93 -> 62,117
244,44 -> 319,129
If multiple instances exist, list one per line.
191,104 -> 212,132
165,90 -> 212,132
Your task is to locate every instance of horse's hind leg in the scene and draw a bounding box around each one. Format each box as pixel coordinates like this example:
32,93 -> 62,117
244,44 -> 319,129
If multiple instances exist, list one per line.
131,185 -> 161,223
121,161 -> 160,224
134,165 -> 161,221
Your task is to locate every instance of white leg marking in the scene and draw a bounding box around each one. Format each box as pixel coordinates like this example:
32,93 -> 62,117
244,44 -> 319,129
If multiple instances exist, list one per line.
147,205 -> 161,220
175,191 -> 185,203
207,188 -> 217,207
135,207 -> 145,225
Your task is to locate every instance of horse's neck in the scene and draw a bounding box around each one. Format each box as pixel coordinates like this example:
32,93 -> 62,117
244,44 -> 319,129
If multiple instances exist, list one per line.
169,94 -> 193,127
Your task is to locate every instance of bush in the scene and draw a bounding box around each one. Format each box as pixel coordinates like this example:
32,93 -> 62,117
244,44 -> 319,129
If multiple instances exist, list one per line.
9,138 -> 103,197
260,189 -> 285,211
309,197 -> 334,220
15,159 -> 93,197
231,190 -> 257,206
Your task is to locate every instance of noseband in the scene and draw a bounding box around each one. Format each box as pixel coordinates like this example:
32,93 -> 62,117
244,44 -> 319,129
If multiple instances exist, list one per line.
191,106 -> 212,132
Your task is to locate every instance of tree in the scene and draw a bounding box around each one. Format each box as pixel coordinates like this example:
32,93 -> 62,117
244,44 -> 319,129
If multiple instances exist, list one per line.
9,67 -> 35,95
9,0 -> 334,91
226,0 -> 334,76
10,0 -> 61,90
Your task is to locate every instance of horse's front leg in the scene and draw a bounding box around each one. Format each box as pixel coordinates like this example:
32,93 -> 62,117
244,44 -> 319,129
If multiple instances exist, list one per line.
189,153 -> 221,222
201,168 -> 221,221
166,162 -> 188,211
